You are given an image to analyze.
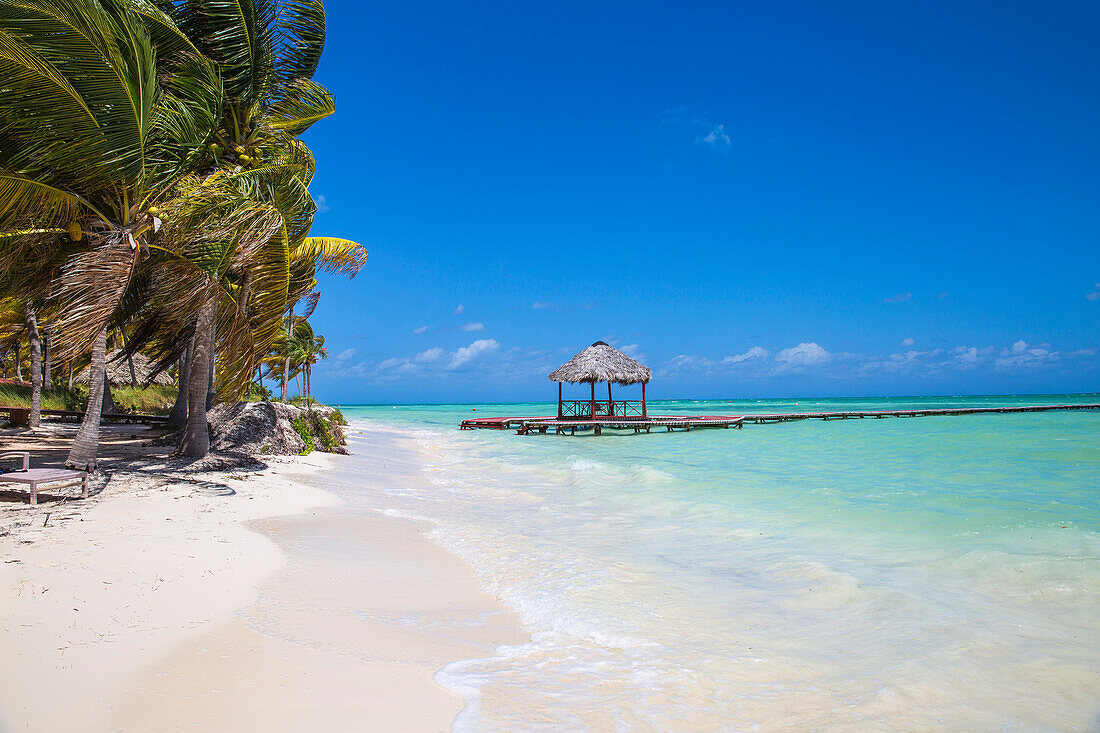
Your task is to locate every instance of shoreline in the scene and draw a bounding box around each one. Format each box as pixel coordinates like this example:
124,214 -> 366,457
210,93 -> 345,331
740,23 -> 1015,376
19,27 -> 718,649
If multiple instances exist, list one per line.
0,424 -> 526,732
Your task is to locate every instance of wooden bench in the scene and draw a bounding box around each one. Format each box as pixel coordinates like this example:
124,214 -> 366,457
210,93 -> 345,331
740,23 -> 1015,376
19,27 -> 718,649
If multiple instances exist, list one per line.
0,452 -> 89,505
1,407 -> 30,426
0,406 -> 171,426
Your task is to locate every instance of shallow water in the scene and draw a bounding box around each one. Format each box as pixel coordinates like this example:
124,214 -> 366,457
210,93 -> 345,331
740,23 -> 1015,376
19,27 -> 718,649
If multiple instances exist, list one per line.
338,396 -> 1100,731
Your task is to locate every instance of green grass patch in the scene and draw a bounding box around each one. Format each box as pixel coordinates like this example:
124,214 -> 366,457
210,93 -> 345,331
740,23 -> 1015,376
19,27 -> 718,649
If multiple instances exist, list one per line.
0,382 -> 177,415
0,383 -> 83,411
110,384 -> 177,415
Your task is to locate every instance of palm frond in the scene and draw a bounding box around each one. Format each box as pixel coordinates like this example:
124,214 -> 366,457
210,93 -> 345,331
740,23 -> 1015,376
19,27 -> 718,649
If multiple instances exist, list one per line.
46,235 -> 142,362
172,0 -> 278,105
263,78 -> 333,135
0,172 -> 83,228
293,236 -> 367,278
272,0 -> 325,82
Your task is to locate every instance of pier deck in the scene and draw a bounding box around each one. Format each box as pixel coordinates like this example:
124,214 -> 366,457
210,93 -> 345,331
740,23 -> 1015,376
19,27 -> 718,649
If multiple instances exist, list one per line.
459,403 -> 1100,435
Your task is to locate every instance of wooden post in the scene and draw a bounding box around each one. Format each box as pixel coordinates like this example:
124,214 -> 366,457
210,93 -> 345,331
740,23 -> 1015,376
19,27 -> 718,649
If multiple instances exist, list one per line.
642,381 -> 647,418
590,381 -> 595,419
607,382 -> 613,417
557,382 -> 563,419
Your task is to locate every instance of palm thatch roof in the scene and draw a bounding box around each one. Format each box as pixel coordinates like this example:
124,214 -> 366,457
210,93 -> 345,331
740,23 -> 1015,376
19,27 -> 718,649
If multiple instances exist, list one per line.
548,341 -> 651,385
76,350 -> 175,387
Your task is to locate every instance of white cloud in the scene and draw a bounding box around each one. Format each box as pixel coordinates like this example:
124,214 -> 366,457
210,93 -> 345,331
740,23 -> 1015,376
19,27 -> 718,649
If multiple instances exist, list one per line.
412,326 -> 429,334
314,194 -> 330,213
665,109 -> 732,152
775,342 -> 831,368
698,124 -> 731,149
657,346 -> 770,377
900,337 -> 915,347
723,346 -> 769,364
335,348 -> 356,360
454,304 -> 466,315
951,345 -> 986,369
531,301 -> 555,310
885,292 -> 912,303
415,347 -> 444,363
994,340 -> 1057,370
1086,283 -> 1100,301
448,339 -> 499,370
462,322 -> 485,332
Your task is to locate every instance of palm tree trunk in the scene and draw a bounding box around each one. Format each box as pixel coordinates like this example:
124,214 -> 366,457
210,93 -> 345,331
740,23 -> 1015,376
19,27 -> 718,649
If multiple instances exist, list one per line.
42,328 -> 51,387
168,343 -> 191,427
282,355 -> 290,401
14,342 -> 21,382
281,309 -> 292,402
205,326 -> 216,411
179,300 -> 214,458
102,374 -> 116,414
24,306 -> 41,429
120,329 -> 137,386
66,328 -> 107,471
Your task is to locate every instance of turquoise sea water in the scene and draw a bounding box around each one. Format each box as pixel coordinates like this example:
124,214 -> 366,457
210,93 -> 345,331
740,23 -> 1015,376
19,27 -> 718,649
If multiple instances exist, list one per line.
338,396 -> 1100,731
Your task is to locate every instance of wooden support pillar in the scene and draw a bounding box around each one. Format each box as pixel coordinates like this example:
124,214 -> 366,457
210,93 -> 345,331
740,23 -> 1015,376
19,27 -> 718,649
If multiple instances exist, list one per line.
590,381 -> 596,419
557,382 -> 563,419
607,382 -> 613,416
642,381 -> 647,418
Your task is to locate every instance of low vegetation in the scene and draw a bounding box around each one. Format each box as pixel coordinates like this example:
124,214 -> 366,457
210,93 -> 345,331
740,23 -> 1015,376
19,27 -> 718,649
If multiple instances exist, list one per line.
290,408 -> 347,455
0,383 -> 177,415
110,385 -> 178,416
0,384 -> 82,411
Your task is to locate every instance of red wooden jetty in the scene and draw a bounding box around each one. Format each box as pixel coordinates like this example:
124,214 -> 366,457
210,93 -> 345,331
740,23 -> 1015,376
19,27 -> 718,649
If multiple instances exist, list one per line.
459,403 -> 1100,435
466,341 -> 1100,435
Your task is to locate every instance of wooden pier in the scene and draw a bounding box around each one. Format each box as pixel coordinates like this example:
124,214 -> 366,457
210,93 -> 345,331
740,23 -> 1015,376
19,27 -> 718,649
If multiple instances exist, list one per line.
459,403 -> 1100,435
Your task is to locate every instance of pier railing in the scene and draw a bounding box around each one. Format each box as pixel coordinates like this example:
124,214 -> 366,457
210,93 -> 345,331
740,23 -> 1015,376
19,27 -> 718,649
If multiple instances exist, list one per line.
559,400 -> 644,419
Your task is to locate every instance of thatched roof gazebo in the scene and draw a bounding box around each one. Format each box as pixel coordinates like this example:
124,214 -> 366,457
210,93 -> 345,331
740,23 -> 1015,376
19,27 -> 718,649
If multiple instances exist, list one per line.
76,350 -> 174,388
548,341 -> 651,420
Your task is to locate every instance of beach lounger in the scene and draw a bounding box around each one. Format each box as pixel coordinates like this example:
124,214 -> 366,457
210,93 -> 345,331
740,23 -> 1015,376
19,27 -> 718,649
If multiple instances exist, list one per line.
0,452 -> 88,505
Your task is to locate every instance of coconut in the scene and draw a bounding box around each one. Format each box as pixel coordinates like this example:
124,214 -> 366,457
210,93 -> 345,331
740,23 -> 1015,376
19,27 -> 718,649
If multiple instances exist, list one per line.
67,221 -> 83,241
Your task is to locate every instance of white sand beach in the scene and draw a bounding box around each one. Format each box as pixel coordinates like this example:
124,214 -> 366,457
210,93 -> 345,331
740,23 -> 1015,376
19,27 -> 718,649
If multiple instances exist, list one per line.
0,425 -> 525,732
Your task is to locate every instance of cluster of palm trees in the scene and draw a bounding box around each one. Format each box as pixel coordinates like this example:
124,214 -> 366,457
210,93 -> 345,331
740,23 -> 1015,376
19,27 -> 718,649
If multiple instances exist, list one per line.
264,316 -> 326,404
0,0 -> 365,467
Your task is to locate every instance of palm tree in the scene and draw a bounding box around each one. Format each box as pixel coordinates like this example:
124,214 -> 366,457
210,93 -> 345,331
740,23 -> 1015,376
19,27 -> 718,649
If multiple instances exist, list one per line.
278,236 -> 367,399
23,304 -> 41,428
270,318 -> 326,403
0,0 -> 217,469
1,0 -> 363,462
133,0 -> 352,456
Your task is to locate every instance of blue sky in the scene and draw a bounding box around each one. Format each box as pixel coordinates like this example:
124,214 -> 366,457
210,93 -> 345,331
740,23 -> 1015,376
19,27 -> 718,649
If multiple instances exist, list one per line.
301,0 -> 1100,403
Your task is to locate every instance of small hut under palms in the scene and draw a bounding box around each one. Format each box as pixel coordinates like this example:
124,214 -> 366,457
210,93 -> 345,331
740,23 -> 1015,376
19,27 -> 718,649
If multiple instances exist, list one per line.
548,341 -> 651,420
76,351 -> 174,387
